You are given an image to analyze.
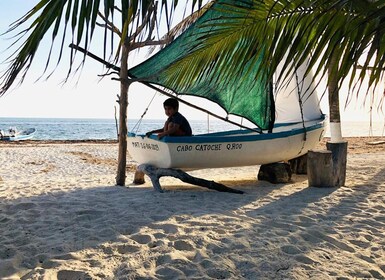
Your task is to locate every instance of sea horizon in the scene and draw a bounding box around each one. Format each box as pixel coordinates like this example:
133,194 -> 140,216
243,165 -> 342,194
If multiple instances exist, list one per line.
0,116 -> 384,140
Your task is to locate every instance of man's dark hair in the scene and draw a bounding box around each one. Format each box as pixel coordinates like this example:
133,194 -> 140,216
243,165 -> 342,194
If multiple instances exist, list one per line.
163,98 -> 179,110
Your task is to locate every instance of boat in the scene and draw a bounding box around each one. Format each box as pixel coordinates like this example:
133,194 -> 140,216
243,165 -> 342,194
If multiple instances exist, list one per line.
127,64 -> 326,170
128,117 -> 325,169
0,128 -> 36,141
126,1 -> 326,170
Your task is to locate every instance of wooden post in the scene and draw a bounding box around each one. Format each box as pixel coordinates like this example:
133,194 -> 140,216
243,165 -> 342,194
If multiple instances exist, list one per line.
326,141 -> 348,187
307,150 -> 334,188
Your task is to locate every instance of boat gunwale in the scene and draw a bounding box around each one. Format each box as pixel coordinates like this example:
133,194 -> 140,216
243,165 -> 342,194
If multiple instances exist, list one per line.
128,116 -> 326,144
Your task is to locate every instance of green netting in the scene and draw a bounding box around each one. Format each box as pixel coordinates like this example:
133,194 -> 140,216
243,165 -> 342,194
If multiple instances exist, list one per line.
128,0 -> 274,130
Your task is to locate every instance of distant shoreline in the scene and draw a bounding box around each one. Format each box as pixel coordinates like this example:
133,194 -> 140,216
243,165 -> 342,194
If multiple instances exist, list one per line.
319,136 -> 385,154
0,139 -> 118,145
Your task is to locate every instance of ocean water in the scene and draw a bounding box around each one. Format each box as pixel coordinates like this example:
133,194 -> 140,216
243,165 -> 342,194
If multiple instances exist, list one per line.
0,117 -> 383,141
0,118 -> 240,141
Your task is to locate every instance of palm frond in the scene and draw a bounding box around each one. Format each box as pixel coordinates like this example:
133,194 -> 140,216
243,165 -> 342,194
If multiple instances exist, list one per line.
0,0 -> 202,96
158,0 -> 385,108
148,0 -> 214,54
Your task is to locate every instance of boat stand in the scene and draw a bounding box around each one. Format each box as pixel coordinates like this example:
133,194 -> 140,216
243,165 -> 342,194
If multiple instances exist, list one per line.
134,164 -> 243,194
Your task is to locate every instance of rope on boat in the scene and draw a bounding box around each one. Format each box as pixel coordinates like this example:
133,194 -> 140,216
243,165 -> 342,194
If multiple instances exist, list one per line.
294,66 -> 307,156
131,91 -> 158,134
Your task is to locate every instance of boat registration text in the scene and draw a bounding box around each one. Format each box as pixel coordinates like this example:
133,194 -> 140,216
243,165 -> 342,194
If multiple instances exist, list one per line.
130,141 -> 243,152
177,143 -> 242,152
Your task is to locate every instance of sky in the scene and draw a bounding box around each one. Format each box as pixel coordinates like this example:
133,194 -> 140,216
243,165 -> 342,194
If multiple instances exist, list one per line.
0,1 -> 384,124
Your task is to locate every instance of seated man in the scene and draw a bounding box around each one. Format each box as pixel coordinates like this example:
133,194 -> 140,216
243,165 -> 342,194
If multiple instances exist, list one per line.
147,98 -> 192,138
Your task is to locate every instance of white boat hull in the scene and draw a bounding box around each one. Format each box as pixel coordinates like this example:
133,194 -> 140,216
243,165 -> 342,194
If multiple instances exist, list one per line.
0,128 -> 36,141
127,118 -> 326,169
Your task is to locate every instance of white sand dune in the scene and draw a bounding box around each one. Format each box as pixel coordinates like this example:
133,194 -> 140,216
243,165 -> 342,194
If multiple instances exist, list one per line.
0,138 -> 384,279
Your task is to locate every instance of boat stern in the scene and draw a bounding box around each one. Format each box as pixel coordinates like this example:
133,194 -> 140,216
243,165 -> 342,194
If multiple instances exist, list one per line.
127,133 -> 173,168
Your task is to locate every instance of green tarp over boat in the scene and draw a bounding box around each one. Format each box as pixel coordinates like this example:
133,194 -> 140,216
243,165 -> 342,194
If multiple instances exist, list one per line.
128,0 -> 274,130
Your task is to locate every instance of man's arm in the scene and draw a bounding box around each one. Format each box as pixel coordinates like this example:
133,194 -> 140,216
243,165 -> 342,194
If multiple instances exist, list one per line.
158,122 -> 180,138
146,128 -> 163,137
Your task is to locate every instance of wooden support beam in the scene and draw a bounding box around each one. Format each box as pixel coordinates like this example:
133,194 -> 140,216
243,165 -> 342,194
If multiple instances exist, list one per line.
288,154 -> 308,174
258,163 -> 292,184
68,44 -> 261,133
133,170 -> 145,184
137,164 -> 243,194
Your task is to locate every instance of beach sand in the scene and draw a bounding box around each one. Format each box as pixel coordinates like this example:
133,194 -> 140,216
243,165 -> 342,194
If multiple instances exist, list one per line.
0,137 -> 384,279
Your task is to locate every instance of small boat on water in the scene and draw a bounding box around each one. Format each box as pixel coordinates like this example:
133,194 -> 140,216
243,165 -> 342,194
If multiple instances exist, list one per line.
0,128 -> 36,141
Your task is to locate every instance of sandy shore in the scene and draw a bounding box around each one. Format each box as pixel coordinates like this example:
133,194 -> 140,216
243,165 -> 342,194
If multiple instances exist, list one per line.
0,137 -> 384,279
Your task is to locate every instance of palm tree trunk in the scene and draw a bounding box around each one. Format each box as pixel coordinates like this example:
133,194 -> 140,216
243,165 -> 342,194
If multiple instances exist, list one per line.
116,43 -> 130,186
326,50 -> 347,187
327,52 -> 343,143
